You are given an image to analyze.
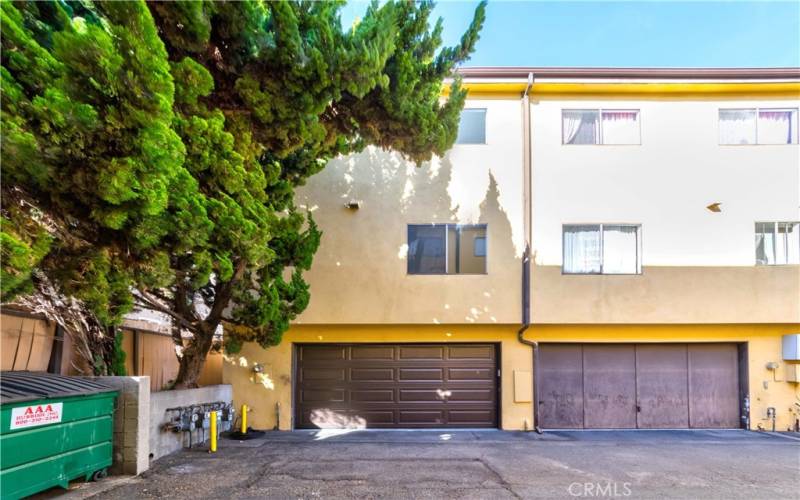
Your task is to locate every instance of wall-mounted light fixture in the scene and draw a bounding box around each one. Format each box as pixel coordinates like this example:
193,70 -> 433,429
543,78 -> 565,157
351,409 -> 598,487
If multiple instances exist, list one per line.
344,200 -> 362,210
706,202 -> 722,213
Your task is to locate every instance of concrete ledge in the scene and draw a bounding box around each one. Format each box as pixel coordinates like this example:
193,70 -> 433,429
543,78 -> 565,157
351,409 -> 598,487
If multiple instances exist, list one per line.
149,385 -> 232,461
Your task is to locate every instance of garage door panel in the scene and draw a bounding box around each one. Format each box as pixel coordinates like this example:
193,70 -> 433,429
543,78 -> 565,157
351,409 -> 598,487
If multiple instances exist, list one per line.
688,344 -> 740,428
583,345 -> 637,429
351,346 -> 395,360
538,344 -> 584,429
301,389 -> 345,403
399,346 -> 444,360
399,410 -> 444,424
301,346 -> 346,361
296,344 -> 497,428
300,409 -> 381,428
448,368 -> 493,380
351,390 -> 395,402
399,368 -> 444,381
447,389 -> 494,402
636,344 -> 688,429
398,389 -> 441,402
448,345 -> 495,360
302,368 -> 345,381
350,368 -> 394,381
448,410 -> 494,424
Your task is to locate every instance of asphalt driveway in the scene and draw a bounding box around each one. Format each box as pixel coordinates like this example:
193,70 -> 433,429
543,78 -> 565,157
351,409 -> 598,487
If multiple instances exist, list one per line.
62,430 -> 799,499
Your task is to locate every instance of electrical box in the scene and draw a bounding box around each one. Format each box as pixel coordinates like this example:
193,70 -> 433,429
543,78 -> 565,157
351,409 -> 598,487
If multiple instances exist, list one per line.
782,334 -> 800,361
513,370 -> 532,403
786,364 -> 800,383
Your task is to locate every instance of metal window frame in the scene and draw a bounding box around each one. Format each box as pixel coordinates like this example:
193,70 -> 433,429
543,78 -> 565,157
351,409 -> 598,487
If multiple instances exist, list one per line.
562,223 -> 642,275
755,221 -> 800,266
757,107 -> 800,145
407,223 -> 488,275
719,107 -> 800,145
561,108 -> 641,145
455,108 -> 488,145
718,108 -> 757,145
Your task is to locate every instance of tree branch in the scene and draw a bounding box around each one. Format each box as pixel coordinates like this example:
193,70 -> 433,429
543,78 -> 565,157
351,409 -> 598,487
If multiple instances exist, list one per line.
133,292 -> 198,332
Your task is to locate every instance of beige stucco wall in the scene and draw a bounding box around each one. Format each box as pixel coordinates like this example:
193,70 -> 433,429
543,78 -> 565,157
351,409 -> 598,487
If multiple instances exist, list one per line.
295,98 -> 524,325
532,265 -> 800,324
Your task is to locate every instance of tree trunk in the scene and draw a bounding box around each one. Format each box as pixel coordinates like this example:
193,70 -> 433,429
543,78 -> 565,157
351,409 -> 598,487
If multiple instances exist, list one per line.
171,262 -> 244,389
172,324 -> 216,389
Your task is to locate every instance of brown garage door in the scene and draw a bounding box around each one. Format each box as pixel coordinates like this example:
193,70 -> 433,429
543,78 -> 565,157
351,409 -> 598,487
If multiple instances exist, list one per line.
295,343 -> 498,428
538,343 -> 741,429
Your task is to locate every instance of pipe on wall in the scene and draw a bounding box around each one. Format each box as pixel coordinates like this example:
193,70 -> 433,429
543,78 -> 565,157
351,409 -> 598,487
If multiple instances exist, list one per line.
517,72 -> 542,434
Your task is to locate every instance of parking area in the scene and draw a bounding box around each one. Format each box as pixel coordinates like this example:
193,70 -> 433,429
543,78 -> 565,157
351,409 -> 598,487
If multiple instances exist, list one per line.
54,430 -> 799,499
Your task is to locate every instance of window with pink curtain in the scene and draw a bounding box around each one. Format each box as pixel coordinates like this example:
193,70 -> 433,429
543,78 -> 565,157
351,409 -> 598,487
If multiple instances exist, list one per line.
601,110 -> 640,144
563,109 -> 639,145
758,109 -> 798,144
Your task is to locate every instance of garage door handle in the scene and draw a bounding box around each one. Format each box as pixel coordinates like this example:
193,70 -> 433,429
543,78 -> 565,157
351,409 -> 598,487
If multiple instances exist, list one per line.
636,405 -> 641,413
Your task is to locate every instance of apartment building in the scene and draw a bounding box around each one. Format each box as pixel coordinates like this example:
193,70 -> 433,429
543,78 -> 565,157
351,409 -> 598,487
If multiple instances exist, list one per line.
224,68 -> 800,432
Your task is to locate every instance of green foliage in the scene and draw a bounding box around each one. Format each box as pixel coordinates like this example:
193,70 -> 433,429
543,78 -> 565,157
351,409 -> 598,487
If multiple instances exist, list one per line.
111,330 -> 127,376
1,217 -> 52,300
2,0 -> 485,385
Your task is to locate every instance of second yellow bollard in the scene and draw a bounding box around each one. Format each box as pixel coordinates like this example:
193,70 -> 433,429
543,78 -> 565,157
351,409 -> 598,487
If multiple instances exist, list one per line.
209,411 -> 217,453
241,404 -> 248,434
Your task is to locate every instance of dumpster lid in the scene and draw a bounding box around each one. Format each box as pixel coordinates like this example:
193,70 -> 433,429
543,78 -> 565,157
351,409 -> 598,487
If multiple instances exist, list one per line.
0,371 -> 116,405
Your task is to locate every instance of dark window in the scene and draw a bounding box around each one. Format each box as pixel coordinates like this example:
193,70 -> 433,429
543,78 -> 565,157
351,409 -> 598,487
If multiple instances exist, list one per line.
408,224 -> 487,274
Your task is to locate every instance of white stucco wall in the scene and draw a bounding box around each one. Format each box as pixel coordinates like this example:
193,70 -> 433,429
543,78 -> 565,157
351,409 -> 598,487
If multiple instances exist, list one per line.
531,98 -> 800,267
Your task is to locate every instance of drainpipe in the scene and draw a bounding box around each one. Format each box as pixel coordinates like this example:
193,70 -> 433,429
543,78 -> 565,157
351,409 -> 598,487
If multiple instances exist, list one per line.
517,72 -> 542,434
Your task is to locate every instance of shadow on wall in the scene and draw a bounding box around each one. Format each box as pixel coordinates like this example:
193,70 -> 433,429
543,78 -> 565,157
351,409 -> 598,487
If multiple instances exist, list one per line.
295,147 -> 523,324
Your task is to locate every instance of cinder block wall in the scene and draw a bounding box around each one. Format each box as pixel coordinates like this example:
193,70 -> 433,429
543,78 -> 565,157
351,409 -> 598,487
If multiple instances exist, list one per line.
90,376 -> 151,475
149,385 -> 232,461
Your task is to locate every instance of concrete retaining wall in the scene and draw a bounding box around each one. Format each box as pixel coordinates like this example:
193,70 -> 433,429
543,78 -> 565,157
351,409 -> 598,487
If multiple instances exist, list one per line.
149,385 -> 233,461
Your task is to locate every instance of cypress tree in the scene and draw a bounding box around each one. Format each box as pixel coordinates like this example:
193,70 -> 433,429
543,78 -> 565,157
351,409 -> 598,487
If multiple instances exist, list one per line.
1,0 -> 486,386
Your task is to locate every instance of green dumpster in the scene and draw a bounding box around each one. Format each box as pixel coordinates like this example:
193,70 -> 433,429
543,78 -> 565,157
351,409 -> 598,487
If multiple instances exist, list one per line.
0,371 -> 117,499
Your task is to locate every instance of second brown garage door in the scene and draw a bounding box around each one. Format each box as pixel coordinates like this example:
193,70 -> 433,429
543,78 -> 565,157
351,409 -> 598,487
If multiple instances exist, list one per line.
537,343 -> 741,429
295,343 -> 498,429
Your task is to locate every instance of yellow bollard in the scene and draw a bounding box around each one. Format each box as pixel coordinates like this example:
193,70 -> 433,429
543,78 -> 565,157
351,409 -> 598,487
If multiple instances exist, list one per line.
209,411 -> 217,453
241,404 -> 248,434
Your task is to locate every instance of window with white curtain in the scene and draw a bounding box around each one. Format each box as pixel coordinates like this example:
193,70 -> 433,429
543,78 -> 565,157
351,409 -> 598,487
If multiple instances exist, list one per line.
756,221 -> 800,265
719,109 -> 756,144
562,109 -> 640,145
456,109 -> 486,144
720,108 -> 798,145
563,224 -> 641,274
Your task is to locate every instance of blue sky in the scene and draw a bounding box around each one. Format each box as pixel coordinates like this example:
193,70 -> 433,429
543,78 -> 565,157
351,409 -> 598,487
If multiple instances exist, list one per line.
339,1 -> 800,68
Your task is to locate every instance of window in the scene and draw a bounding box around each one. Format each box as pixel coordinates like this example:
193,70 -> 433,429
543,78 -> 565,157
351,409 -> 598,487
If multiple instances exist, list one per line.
759,109 -> 798,144
562,109 -> 640,145
756,222 -> 800,265
474,236 -> 487,257
563,224 -> 641,274
408,224 -> 487,274
719,108 -> 798,145
455,109 -> 486,144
